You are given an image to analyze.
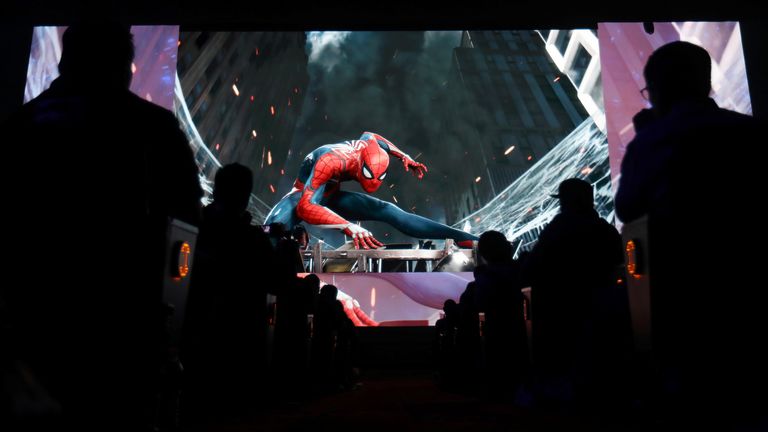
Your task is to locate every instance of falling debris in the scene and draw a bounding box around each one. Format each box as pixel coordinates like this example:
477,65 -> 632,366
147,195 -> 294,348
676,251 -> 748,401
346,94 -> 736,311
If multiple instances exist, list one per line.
270,106 -> 276,116
389,184 -> 395,189
475,176 -> 481,183
554,76 -> 561,82
269,184 -> 275,193
252,130 -> 257,138
527,155 -> 533,161
581,166 -> 593,175
131,63 -> 137,74
232,84 -> 240,96
250,95 -> 254,102
392,196 -> 398,203
215,143 -> 221,151
267,150 -> 272,165
280,169 -> 285,175
504,145 -> 515,155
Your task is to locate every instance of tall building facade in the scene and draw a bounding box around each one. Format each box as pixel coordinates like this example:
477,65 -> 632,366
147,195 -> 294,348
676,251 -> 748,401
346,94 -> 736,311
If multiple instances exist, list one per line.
537,29 -> 604,131
177,31 -> 309,211
442,30 -> 588,223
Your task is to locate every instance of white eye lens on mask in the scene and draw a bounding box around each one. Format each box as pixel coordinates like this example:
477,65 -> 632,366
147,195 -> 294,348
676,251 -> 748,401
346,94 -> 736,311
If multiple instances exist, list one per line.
378,172 -> 387,180
362,165 -> 374,179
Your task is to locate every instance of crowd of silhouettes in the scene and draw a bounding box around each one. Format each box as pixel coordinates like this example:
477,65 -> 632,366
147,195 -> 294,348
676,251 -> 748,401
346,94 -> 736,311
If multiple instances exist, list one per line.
3,18 -> 767,431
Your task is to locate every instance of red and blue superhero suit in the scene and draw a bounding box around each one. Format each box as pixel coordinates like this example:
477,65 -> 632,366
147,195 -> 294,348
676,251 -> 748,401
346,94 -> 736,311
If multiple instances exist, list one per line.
265,132 -> 478,249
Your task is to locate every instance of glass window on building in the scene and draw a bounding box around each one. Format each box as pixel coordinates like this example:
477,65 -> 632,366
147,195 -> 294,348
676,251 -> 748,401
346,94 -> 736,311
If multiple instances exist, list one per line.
204,61 -> 218,81
589,74 -> 604,109
192,109 -> 204,126
520,31 -> 541,51
493,54 -> 509,71
209,77 -> 222,96
566,44 -> 592,88
193,82 -> 204,98
195,32 -> 210,49
553,30 -> 571,55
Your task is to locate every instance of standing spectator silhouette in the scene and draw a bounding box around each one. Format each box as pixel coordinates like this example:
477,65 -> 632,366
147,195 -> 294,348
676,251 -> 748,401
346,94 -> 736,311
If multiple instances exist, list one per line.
3,20 -> 202,430
475,231 -> 529,400
181,163 -> 273,420
524,178 -> 624,406
615,41 -> 766,424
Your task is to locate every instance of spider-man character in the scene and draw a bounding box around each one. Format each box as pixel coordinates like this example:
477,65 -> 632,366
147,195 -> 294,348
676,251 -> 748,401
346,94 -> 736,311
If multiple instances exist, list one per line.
266,132 -> 478,249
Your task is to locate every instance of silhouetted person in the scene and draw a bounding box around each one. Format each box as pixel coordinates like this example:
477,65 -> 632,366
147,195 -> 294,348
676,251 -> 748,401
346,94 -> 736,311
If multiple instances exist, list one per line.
475,231 -> 529,400
454,270 -> 483,393
524,178 -> 624,407
181,163 -> 273,420
615,41 -> 766,424
4,21 -> 202,431
435,299 -> 459,389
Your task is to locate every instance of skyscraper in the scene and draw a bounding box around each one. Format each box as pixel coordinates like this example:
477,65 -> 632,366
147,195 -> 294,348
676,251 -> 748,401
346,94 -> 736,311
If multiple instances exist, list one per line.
442,30 -> 588,223
177,31 -> 310,210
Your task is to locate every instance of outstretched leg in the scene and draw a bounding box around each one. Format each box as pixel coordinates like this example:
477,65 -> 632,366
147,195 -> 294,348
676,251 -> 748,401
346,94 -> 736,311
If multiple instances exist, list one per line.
325,191 -> 478,242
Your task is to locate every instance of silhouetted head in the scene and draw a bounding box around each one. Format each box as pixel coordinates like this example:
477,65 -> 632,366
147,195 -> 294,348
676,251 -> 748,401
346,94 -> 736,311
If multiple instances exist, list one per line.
213,163 -> 253,213
478,231 -> 512,264
644,41 -> 711,113
551,178 -> 593,212
320,284 -> 338,302
443,299 -> 458,318
292,225 -> 310,248
58,21 -> 135,89
357,135 -> 390,193
303,274 -> 321,293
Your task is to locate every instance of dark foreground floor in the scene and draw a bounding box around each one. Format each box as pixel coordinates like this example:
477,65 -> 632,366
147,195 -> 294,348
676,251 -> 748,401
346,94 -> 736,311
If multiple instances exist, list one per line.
187,370 -> 660,432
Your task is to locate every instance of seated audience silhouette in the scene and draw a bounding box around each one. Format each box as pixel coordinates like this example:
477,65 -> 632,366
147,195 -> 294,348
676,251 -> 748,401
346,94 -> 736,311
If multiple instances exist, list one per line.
475,231 -> 529,400
4,21 -> 202,430
615,41 -> 766,424
182,163 -> 273,419
525,178 -> 624,406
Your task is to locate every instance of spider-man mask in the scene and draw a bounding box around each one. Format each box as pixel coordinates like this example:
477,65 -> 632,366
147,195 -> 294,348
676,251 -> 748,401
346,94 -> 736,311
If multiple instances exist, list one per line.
358,141 -> 389,193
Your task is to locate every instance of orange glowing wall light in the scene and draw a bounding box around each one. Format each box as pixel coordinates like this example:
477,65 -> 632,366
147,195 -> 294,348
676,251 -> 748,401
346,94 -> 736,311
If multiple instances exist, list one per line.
625,239 -> 643,280
173,242 -> 192,280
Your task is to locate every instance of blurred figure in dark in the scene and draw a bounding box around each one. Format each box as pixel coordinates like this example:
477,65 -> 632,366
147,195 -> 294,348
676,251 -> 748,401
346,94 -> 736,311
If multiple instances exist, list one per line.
434,299 -> 460,389
475,231 -> 529,401
615,41 -> 766,426
3,20 -> 201,430
272,273 -> 320,398
525,178 -> 625,408
181,163 -> 273,420
454,266 -> 484,393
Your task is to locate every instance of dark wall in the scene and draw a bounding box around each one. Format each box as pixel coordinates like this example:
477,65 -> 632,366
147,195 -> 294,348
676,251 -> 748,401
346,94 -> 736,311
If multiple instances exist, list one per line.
3,2 -> 767,121
0,25 -> 32,124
